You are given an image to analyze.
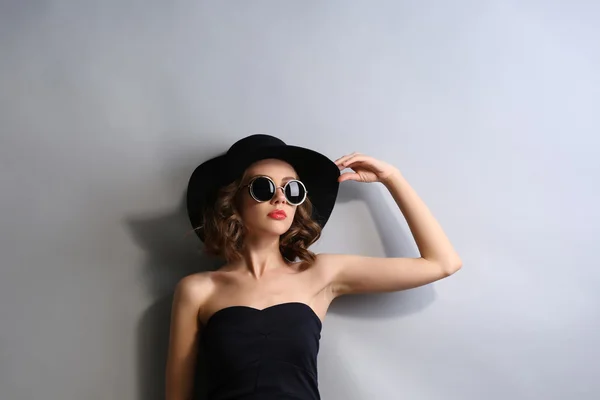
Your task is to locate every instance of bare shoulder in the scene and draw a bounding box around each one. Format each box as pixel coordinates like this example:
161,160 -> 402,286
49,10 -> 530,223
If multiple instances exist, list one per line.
312,252 -> 345,270
173,271 -> 215,311
307,253 -> 345,285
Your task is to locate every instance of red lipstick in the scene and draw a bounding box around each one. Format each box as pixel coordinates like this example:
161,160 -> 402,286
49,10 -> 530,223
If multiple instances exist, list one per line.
268,210 -> 287,220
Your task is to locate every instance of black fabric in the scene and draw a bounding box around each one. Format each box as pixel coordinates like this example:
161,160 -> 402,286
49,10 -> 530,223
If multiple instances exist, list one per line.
200,302 -> 322,400
186,134 -> 340,241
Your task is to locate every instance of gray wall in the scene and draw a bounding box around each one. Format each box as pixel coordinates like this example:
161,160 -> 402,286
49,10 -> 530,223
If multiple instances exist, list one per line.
1,1 -> 599,399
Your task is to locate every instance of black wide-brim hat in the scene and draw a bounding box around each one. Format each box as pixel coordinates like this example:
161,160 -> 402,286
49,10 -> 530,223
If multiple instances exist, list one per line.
187,134 -> 340,241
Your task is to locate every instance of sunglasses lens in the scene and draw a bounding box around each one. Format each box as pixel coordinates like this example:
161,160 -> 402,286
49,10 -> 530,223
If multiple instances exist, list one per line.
251,177 -> 276,201
285,180 -> 306,205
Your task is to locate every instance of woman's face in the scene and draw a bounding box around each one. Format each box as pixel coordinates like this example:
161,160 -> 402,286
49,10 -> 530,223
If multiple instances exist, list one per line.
237,158 -> 300,238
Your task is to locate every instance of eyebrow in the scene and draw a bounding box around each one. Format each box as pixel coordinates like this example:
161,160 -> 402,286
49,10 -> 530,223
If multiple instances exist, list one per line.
248,175 -> 298,183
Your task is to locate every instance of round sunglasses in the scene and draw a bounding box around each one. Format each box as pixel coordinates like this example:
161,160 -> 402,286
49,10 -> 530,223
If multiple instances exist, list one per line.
242,176 -> 308,206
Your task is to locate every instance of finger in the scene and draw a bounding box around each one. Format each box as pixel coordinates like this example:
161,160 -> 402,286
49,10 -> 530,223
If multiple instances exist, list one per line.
336,155 -> 354,170
338,172 -> 361,182
335,152 -> 359,166
340,160 -> 368,171
335,155 -> 353,167
339,154 -> 370,168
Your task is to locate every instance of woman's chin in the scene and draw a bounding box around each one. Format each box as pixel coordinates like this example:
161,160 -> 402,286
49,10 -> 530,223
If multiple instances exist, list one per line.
246,224 -> 291,238
268,226 -> 292,236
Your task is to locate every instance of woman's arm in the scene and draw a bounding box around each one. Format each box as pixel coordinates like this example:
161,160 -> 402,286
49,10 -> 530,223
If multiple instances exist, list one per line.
165,274 -> 208,400
322,153 -> 462,296
380,169 -> 461,268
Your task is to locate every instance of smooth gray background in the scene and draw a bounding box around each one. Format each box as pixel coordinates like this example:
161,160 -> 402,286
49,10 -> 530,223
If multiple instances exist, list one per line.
1,1 -> 599,399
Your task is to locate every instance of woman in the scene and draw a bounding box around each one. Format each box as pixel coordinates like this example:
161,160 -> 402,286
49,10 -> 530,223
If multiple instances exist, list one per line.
166,134 -> 462,400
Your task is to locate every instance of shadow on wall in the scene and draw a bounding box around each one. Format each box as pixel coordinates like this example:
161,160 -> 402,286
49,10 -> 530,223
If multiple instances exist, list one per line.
328,181 -> 436,320
125,177 -> 436,400
126,194 -> 220,400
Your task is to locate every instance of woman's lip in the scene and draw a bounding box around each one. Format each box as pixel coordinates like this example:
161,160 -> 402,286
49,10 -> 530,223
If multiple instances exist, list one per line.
268,210 -> 287,219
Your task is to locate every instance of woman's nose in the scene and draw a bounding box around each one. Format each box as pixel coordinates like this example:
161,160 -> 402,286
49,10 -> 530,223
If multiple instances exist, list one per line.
272,187 -> 287,204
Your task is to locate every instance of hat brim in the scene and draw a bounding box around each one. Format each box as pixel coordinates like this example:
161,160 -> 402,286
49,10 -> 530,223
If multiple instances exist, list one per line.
186,145 -> 340,242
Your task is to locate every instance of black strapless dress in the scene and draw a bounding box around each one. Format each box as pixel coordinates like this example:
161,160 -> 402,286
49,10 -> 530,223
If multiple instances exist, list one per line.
200,302 -> 322,400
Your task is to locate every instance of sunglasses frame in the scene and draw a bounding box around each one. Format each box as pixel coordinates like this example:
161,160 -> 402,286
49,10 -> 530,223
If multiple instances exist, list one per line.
243,175 -> 308,206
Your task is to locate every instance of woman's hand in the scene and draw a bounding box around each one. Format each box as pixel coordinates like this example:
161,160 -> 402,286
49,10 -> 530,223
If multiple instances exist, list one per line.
334,152 -> 400,184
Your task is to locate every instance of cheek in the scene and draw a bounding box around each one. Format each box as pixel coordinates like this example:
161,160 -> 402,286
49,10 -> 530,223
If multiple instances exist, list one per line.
238,198 -> 265,223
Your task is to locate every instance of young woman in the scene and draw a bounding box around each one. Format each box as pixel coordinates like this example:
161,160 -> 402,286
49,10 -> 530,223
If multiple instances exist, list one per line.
166,134 -> 462,400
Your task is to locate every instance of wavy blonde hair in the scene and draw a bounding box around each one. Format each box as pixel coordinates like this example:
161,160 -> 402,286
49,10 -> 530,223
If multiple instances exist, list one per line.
198,177 -> 322,265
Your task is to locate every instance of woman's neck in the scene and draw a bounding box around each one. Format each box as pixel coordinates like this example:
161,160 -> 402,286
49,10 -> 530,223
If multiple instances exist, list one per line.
239,234 -> 287,279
